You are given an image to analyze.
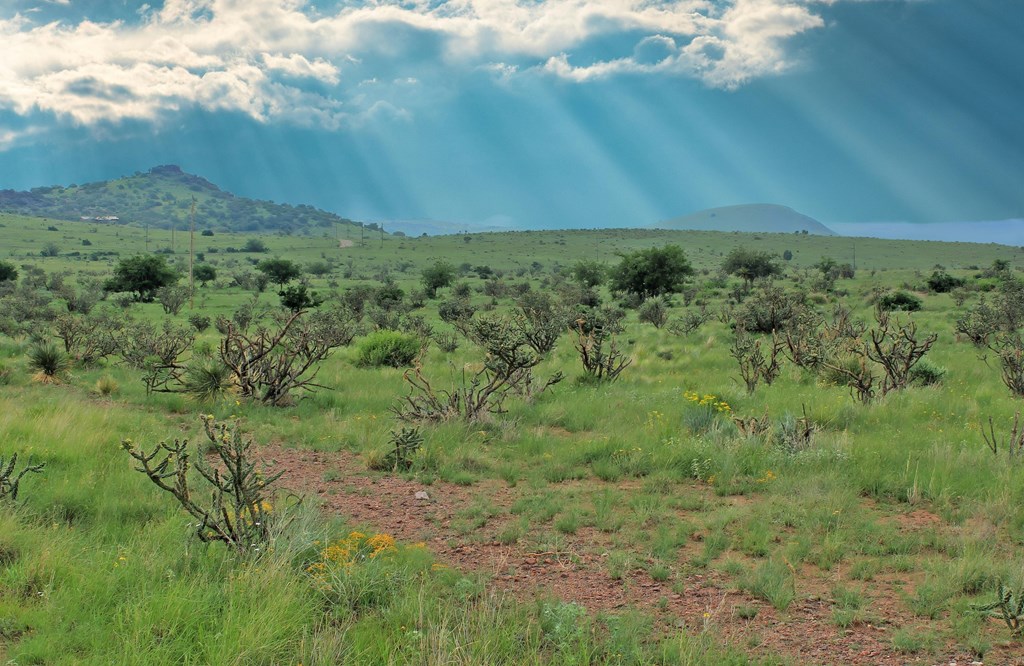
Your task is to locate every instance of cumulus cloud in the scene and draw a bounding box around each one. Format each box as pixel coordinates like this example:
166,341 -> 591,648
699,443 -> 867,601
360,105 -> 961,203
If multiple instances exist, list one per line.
0,0 -> 908,139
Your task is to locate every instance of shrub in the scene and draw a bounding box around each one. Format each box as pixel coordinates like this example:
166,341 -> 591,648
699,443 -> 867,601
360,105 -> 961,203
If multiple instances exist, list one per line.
637,297 -> 670,328
0,260 -> 17,283
733,281 -> 804,333
909,359 -> 946,386
94,375 -> 119,397
927,271 -> 965,293
357,331 -> 421,368
156,285 -> 189,315
438,298 -> 476,324
27,342 -> 69,383
188,313 -> 211,332
242,238 -> 269,253
219,308 -> 356,405
877,291 -> 922,312
279,284 -> 323,312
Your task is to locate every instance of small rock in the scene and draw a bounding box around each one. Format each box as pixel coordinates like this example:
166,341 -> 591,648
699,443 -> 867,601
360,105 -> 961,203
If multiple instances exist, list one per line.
414,490 -> 430,500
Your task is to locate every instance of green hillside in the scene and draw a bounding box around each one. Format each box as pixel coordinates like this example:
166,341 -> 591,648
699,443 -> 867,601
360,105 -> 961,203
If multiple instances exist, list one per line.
2,211 -> 1021,278
656,203 -> 836,235
0,165 -> 360,234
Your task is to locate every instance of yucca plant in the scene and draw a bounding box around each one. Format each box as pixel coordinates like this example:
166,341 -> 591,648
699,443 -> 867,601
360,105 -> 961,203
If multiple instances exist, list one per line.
27,341 -> 69,383
182,362 -> 234,402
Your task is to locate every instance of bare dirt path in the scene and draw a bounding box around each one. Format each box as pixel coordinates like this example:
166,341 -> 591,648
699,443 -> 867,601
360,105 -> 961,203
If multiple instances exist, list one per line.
263,445 -> 1019,666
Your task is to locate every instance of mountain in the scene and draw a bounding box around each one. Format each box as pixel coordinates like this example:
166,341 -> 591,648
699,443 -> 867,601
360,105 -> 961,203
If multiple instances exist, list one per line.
655,204 -> 836,236
829,219 -> 1024,246
0,165 -> 359,234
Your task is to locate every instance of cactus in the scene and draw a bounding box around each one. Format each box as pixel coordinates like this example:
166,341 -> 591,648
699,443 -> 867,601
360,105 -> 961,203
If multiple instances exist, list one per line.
121,416 -> 282,556
0,453 -> 45,501
974,579 -> 1024,637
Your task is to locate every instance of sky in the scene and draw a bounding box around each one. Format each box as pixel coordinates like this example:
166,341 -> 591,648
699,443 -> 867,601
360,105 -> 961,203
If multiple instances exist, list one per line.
0,0 -> 1022,232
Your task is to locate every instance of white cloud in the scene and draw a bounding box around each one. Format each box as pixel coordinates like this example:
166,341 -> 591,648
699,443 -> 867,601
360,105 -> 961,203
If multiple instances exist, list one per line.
262,53 -> 341,84
0,0 -> 905,139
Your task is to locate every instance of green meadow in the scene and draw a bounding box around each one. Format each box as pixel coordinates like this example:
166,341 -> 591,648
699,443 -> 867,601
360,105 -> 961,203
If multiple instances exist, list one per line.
2,211 -> 1024,664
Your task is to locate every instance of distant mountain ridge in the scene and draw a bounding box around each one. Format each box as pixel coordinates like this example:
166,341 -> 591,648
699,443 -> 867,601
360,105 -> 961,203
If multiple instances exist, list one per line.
0,165 -> 359,234
655,204 -> 836,236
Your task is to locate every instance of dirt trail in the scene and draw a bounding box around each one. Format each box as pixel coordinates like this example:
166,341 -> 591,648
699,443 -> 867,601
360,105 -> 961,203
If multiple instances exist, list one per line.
263,445 -> 1017,666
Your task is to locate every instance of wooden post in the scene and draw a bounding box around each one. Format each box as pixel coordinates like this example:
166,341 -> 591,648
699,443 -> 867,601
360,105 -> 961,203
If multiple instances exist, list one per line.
189,196 -> 196,309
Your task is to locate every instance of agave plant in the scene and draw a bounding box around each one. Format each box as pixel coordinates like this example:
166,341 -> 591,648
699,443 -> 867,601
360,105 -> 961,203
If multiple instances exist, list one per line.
27,342 -> 69,383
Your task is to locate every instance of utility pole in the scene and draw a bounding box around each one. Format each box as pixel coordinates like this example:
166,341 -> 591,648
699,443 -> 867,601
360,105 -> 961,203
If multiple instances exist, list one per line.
380,223 -> 384,249
359,223 -> 365,247
145,223 -> 149,252
188,196 -> 196,309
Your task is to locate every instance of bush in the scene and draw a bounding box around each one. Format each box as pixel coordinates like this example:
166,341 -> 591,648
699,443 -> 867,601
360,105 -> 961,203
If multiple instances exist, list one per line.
0,260 -> 17,283
27,342 -> 69,383
438,298 -> 476,324
242,238 -> 269,253
927,271 -> 965,293
609,245 -> 693,298
188,313 -> 211,332
637,297 -> 670,328
357,331 -> 421,368
877,291 -> 922,312
910,359 -> 946,386
94,375 -> 119,396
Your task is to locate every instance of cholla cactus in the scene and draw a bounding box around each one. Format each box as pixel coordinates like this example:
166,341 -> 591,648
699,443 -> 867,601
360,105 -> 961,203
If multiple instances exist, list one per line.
121,415 -> 282,556
0,453 -> 45,501
383,427 -> 423,472
975,579 -> 1024,636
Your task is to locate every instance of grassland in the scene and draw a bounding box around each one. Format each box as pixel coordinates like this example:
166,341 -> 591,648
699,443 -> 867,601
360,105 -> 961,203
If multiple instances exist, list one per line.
2,212 -> 1024,664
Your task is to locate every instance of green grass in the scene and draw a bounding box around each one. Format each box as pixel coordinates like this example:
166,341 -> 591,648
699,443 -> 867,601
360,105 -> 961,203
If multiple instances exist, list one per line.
4,216 -> 1024,662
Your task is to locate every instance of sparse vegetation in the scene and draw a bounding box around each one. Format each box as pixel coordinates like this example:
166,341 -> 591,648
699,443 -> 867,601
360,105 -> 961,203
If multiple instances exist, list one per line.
3,216 -> 1024,663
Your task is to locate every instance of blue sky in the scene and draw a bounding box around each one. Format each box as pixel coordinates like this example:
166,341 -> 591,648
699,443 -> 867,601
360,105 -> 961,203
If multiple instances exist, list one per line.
0,0 -> 1022,230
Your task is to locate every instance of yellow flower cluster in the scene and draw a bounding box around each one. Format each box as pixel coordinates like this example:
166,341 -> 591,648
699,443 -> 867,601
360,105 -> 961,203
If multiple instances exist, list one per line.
645,410 -> 666,430
612,446 -> 644,460
756,470 -> 777,483
306,531 -> 399,580
683,390 -> 731,413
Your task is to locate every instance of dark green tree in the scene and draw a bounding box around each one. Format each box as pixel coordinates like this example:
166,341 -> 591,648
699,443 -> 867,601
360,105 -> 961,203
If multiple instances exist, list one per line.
242,238 -> 269,253
722,247 -> 782,286
193,264 -> 217,287
279,284 -> 323,312
257,258 -> 300,286
609,245 -> 693,299
421,261 -> 455,299
0,260 -> 16,283
570,259 -> 607,288
815,257 -> 838,276
104,255 -> 179,302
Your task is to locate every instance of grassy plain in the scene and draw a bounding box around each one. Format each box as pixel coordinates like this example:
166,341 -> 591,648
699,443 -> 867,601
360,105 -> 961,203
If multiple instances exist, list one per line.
1,212 -> 1024,664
